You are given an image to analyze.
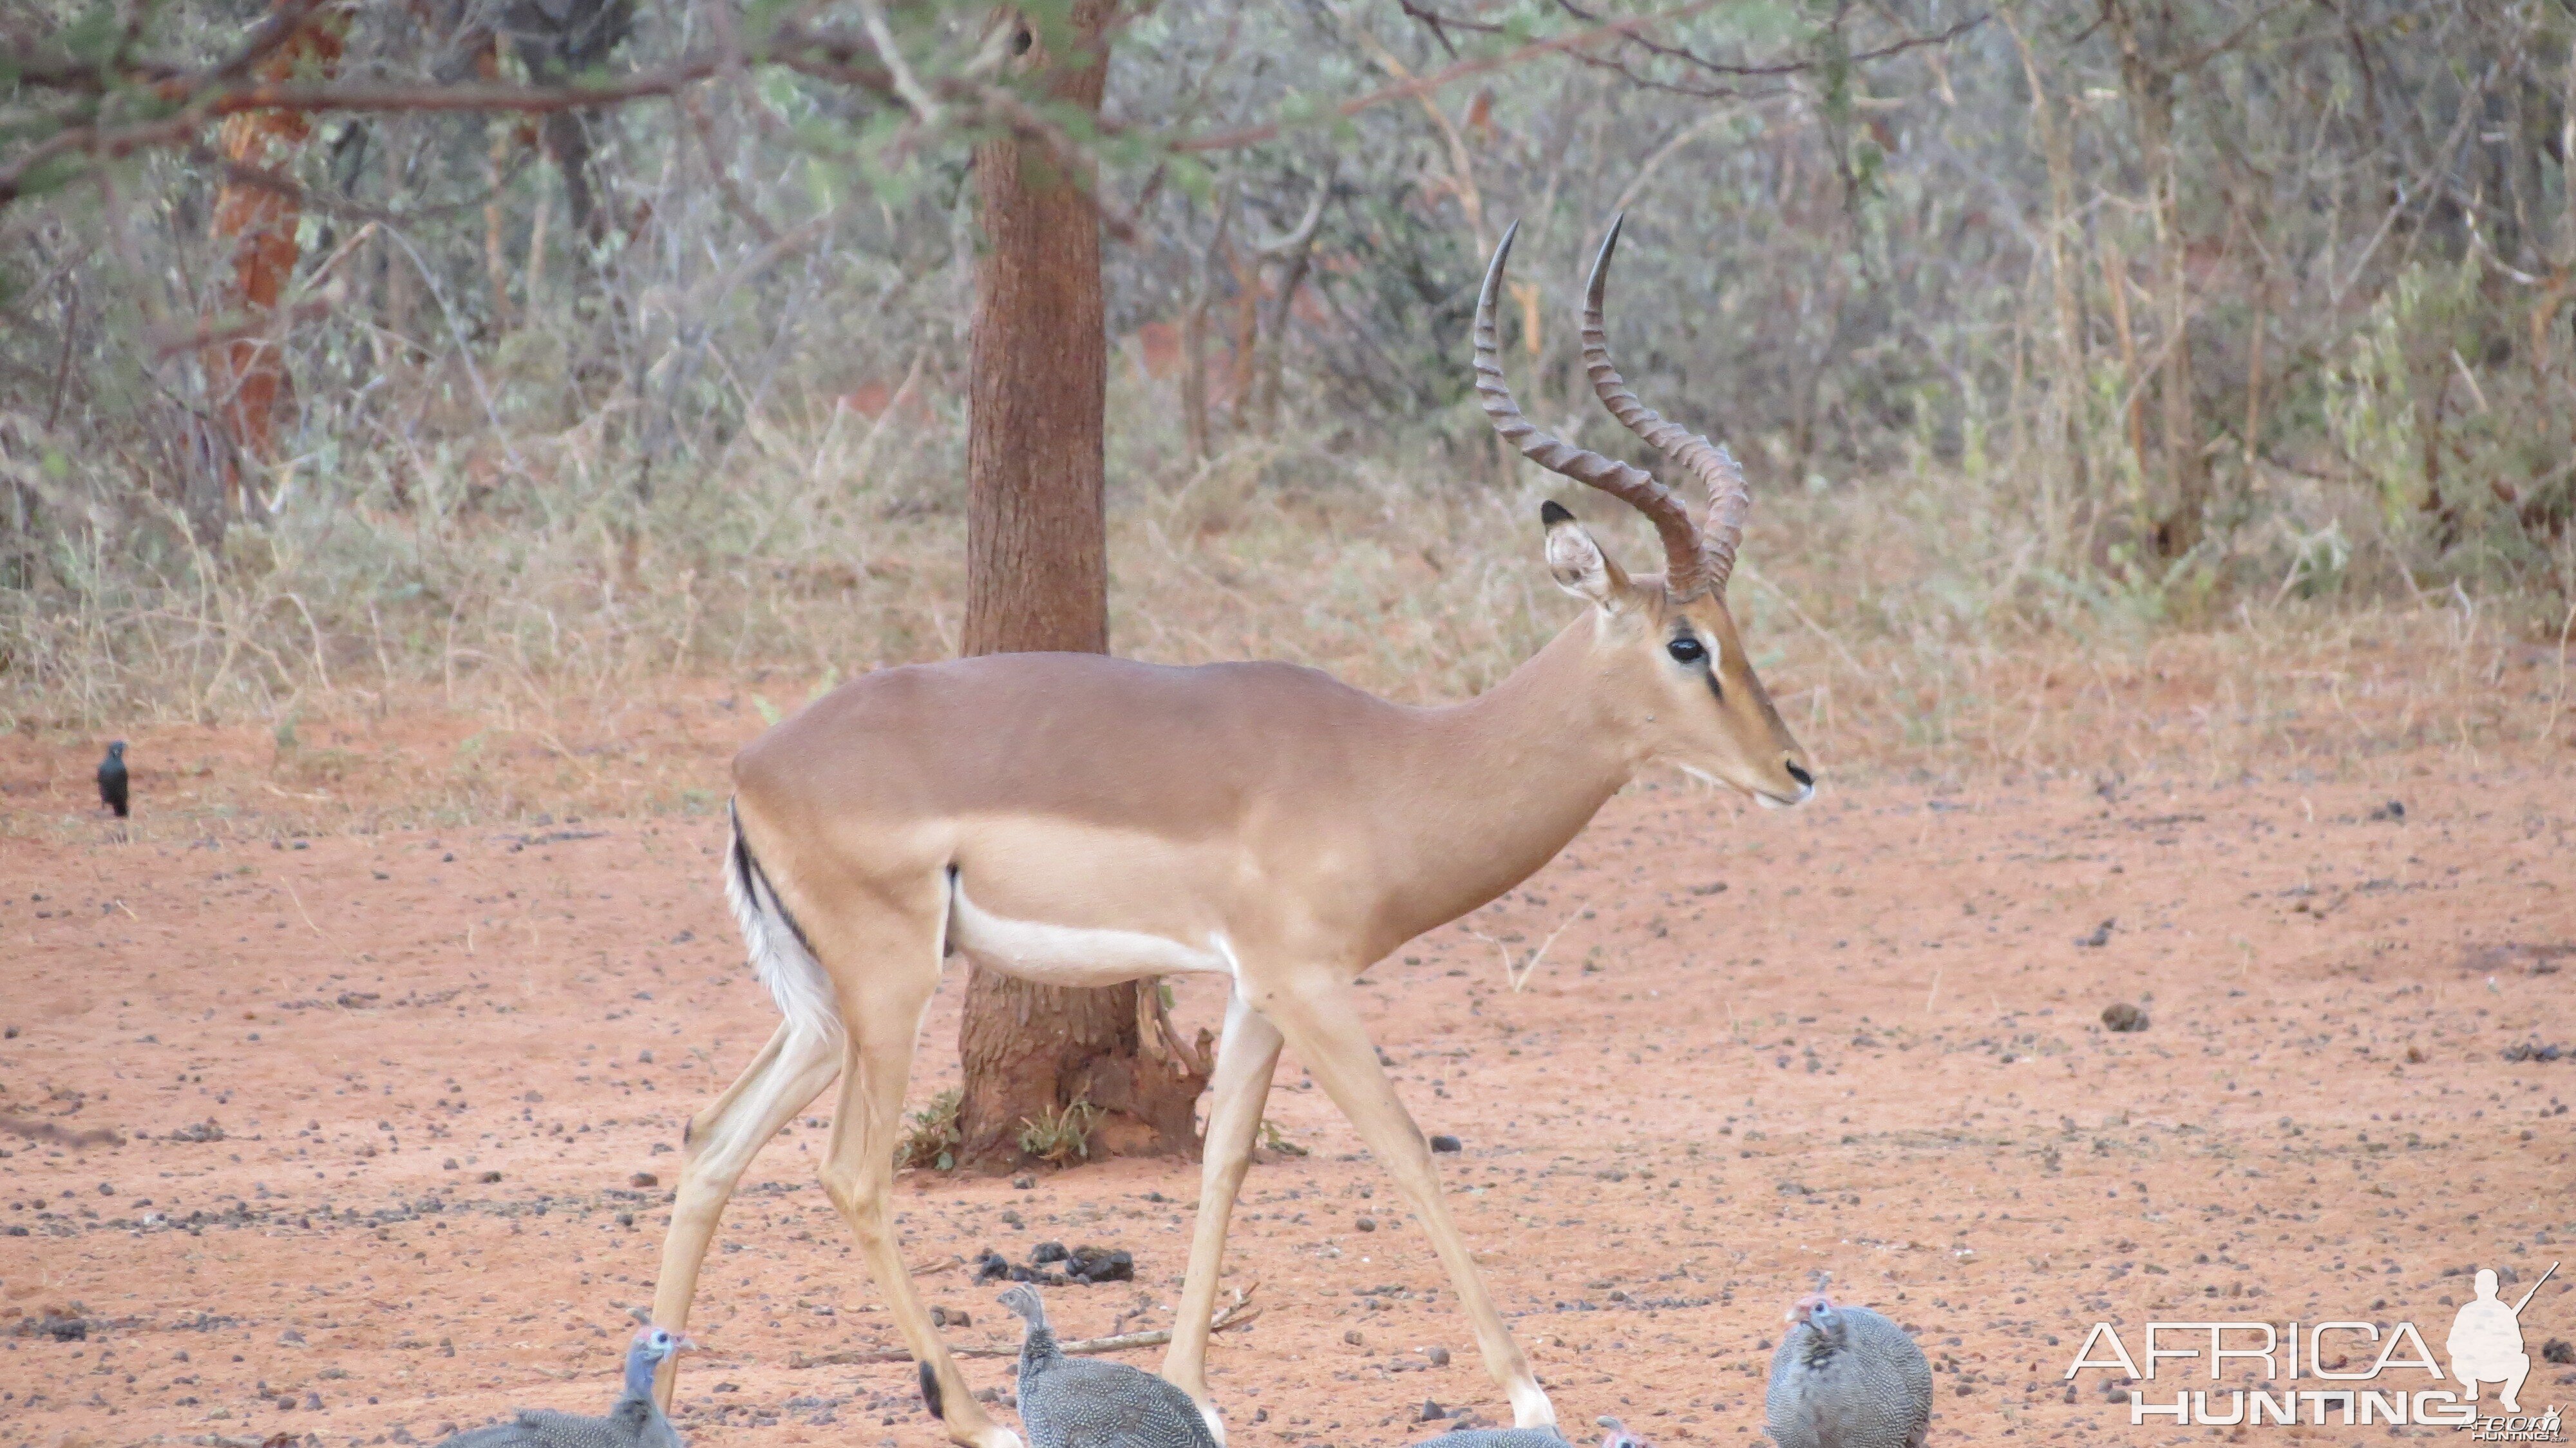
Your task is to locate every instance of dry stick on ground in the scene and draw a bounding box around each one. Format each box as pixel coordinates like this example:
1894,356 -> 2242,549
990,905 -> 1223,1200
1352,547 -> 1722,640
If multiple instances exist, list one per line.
787,1286 -> 1262,1367
0,1115 -> 124,1147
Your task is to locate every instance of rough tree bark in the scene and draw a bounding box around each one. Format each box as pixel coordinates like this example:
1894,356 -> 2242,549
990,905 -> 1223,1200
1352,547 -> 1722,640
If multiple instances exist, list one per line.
202,0 -> 346,524
954,0 -> 1212,1168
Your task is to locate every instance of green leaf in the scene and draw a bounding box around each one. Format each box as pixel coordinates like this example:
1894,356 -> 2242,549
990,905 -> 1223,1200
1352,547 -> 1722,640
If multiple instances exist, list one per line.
753,694 -> 781,725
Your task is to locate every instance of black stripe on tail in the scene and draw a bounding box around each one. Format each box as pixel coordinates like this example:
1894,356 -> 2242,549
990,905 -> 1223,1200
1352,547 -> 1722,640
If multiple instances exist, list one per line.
728,799 -> 817,958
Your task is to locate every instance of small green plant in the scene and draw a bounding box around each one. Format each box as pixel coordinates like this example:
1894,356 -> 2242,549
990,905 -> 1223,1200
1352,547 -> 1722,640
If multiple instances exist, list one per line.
896,1088 -> 961,1171
1258,1118 -> 1307,1157
1016,1096 -> 1102,1165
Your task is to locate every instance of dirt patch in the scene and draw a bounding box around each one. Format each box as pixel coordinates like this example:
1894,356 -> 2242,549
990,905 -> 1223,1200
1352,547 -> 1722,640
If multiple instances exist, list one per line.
2,747 -> 2573,1446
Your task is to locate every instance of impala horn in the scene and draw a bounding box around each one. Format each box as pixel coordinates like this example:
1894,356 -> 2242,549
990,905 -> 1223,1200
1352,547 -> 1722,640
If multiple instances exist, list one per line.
1581,213 -> 1750,598
1474,220 -> 1709,596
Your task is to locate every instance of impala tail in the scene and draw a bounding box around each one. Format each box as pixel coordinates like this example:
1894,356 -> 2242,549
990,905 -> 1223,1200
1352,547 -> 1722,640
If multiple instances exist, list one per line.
724,800 -> 844,1045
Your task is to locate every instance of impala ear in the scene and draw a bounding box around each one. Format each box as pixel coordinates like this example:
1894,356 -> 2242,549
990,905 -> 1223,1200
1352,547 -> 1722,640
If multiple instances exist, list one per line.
1540,500 -> 1628,607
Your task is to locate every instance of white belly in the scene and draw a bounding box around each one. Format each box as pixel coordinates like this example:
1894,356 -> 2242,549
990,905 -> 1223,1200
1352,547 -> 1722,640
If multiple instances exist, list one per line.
946,878 -> 1230,987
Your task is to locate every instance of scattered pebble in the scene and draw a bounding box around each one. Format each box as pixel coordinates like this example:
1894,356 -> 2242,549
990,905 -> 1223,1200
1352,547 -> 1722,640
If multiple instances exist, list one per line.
2101,1002 -> 2149,1033
1428,1134 -> 1462,1153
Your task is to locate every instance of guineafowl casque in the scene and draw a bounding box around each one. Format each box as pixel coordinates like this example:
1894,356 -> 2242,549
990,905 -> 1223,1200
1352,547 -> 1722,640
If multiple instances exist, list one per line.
1763,1293 -> 1932,1448
435,1326 -> 691,1448
1416,1413 -> 1653,1447
999,1282 -> 1219,1448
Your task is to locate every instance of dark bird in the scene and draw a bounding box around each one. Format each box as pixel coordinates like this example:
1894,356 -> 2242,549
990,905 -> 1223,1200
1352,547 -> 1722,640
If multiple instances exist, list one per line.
999,1282 -> 1218,1448
435,1326 -> 690,1448
97,741 -> 128,818
1764,1293 -> 1933,1448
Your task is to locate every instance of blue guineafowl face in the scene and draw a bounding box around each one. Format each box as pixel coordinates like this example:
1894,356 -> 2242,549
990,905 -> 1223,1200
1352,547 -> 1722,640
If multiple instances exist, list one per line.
1596,1415 -> 1651,1448
634,1326 -> 691,1360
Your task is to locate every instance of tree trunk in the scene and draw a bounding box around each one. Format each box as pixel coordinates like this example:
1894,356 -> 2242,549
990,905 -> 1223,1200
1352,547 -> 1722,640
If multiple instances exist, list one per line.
954,0 -> 1210,1168
2107,0 -> 2209,557
202,0 -> 345,522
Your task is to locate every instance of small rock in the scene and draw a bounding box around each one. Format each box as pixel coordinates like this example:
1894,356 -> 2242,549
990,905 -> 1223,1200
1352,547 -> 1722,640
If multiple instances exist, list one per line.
1064,1245 -> 1133,1284
1419,1400 -> 1446,1422
2366,799 -> 2405,822
2076,919 -> 2114,948
930,1306 -> 971,1328
1355,1217 -> 1378,1232
1428,1346 -> 1452,1367
2541,1338 -> 2573,1366
1030,1241 -> 1068,1264
478,1170 -> 503,1183
629,1172 -> 659,1188
1012,1175 -> 1035,1190
1428,1134 -> 1462,1153
279,1328 -> 307,1347
1344,1329 -> 1365,1346
2101,1002 -> 2149,1033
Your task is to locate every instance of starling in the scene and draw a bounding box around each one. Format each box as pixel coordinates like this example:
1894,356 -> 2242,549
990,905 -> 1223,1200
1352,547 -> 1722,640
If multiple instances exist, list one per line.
97,741 -> 128,819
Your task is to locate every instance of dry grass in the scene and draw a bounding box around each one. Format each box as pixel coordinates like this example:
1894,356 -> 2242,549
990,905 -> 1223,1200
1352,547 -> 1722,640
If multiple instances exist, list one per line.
5,376 -> 2573,843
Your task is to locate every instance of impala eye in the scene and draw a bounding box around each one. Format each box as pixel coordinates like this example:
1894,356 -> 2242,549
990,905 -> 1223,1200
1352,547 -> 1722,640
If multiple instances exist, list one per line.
1667,635 -> 1706,665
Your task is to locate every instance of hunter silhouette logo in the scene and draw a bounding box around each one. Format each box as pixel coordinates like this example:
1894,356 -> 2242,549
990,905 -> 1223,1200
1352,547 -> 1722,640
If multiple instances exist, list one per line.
2061,1259 -> 2563,1436
2451,1265 -> 2551,1413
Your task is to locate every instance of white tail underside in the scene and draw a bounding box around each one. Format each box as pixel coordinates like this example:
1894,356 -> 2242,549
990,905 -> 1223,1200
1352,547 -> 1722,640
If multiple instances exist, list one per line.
725,806 -> 844,1045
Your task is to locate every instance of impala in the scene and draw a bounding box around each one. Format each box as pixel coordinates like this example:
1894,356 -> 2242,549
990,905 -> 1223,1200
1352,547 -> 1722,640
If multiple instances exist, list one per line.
649,216 -> 1814,1447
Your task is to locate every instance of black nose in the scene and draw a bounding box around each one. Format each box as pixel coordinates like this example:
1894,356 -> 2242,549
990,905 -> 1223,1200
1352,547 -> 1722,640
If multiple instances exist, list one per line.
1784,760 -> 1814,788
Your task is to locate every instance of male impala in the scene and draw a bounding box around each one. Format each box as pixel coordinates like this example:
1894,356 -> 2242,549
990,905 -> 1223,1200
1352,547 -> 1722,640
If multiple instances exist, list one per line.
649,216 -> 1814,1447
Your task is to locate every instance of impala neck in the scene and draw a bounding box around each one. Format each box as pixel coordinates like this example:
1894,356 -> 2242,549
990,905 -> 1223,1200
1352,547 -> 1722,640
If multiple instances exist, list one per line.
1385,614 -> 1640,941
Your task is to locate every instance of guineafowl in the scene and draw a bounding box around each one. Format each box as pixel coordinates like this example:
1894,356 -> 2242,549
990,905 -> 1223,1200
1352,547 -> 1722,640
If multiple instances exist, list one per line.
999,1282 -> 1218,1448
435,1326 -> 691,1448
1763,1293 -> 1932,1448
1415,1413 -> 1652,1447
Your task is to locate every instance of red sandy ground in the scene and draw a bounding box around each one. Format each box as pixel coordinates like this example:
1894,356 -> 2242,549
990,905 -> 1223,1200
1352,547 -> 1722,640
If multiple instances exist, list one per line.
3,729 -> 2572,1448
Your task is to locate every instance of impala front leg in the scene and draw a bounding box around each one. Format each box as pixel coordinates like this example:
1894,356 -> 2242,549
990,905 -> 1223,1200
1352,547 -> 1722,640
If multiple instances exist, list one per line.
1164,987 -> 1284,1441
1254,975 -> 1554,1431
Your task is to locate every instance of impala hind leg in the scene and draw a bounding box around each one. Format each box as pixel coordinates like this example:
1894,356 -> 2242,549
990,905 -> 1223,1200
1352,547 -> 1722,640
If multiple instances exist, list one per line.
1164,987 -> 1285,1442
1257,978 -> 1554,1430
650,1019 -> 842,1407
812,938 -> 1017,1448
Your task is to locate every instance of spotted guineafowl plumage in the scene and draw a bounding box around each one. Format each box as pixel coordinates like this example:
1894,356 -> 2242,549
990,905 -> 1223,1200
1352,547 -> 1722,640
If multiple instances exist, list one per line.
436,1328 -> 689,1448
1415,1414 -> 1652,1448
1763,1293 -> 1932,1448
1001,1283 -> 1220,1448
